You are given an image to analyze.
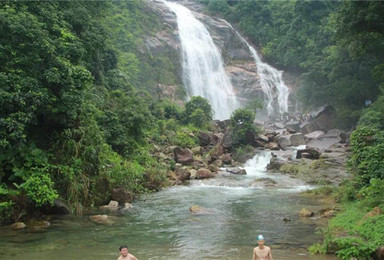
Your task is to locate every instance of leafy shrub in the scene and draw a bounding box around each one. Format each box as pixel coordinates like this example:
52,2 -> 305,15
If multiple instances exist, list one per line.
20,170 -> 58,207
312,202 -> 384,259
230,108 -> 257,146
172,130 -> 197,148
358,178 -> 384,208
348,127 -> 384,185
183,96 -> 212,127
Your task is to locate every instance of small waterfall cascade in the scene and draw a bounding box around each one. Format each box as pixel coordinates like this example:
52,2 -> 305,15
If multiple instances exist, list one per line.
164,1 -> 240,120
223,21 -> 290,118
243,151 -> 272,178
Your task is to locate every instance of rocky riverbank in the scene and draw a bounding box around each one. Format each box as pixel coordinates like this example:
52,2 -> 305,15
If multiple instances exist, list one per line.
8,104 -> 350,230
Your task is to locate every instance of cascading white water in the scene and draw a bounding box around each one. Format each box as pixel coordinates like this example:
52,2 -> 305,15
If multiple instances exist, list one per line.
223,21 -> 290,117
164,1 -> 239,120
243,151 -> 272,177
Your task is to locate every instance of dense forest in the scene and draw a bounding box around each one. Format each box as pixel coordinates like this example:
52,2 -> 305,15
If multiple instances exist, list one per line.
0,0 -> 208,219
1,0 -> 383,259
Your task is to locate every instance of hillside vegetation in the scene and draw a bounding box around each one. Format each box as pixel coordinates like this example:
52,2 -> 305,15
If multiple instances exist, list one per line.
0,0 -> 208,220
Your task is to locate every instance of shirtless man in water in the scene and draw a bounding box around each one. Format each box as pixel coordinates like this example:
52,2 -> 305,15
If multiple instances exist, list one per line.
252,234 -> 273,260
117,245 -> 138,260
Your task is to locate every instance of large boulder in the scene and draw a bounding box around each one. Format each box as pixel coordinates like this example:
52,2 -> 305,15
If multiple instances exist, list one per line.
296,148 -> 321,159
198,131 -> 211,146
111,188 -> 133,204
210,133 -> 223,145
29,220 -> 51,231
300,105 -> 337,134
299,208 -> 314,217
226,167 -> 246,175
266,156 -> 285,171
307,129 -> 345,150
222,129 -> 235,151
99,200 -> 119,212
267,142 -> 279,150
220,153 -> 232,165
174,147 -> 194,165
290,133 -> 305,146
196,168 -> 215,179
89,215 -> 114,225
9,222 -> 26,230
174,165 -> 191,181
284,120 -> 301,132
305,131 -> 325,141
277,135 -> 291,149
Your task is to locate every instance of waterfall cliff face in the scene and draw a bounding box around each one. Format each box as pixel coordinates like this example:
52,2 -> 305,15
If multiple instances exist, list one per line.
148,0 -> 292,120
224,22 -> 290,117
164,1 -> 240,120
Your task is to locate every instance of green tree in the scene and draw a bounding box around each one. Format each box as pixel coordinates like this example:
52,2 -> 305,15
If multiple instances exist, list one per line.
183,96 -> 213,126
230,108 -> 257,146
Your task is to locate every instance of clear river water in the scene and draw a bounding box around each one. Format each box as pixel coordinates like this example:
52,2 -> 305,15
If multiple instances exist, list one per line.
0,152 -> 338,260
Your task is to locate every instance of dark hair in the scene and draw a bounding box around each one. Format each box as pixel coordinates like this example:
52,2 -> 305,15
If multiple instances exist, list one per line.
119,245 -> 128,251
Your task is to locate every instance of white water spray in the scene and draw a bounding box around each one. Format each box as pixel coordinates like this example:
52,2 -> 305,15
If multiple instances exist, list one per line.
243,151 -> 272,177
164,1 -> 240,120
223,21 -> 290,117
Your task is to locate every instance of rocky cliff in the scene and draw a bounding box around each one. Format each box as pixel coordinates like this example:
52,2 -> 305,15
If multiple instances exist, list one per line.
144,0 -> 265,106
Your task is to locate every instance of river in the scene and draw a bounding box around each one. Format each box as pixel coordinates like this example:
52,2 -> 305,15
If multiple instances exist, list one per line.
0,152 -> 337,260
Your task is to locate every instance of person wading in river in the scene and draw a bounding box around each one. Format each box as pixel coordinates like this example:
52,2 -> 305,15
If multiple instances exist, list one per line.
117,245 -> 138,260
252,234 -> 273,260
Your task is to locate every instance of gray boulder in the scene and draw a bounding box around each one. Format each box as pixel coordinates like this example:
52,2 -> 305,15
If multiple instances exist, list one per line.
198,131 -> 211,146
290,133 -> 306,146
196,168 -> 215,179
284,120 -> 301,132
226,167 -> 247,175
277,135 -> 291,149
174,147 -> 194,165
300,105 -> 337,134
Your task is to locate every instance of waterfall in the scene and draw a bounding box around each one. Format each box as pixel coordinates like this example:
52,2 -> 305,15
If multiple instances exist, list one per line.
223,21 -> 290,118
164,1 -> 239,120
243,151 -> 272,177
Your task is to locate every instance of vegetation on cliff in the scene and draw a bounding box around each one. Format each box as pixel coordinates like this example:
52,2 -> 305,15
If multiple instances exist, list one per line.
205,0 -> 384,129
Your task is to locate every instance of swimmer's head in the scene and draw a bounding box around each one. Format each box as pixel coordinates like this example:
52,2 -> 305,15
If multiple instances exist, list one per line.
257,234 -> 264,241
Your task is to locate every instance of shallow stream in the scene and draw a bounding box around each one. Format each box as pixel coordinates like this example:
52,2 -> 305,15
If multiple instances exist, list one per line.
0,152 -> 337,260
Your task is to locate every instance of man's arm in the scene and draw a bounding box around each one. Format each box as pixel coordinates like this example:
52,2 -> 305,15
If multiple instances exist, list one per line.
268,247 -> 273,260
252,248 -> 257,260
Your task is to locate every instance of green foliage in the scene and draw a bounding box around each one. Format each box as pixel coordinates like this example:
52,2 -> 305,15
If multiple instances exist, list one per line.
203,0 -> 384,128
348,127 -> 384,185
230,108 -> 255,128
173,130 -> 197,148
183,96 -> 213,127
0,0 -> 172,220
358,178 -> 384,208
207,0 -> 231,15
0,201 -> 14,225
230,108 -> 257,146
99,90 -> 154,156
20,171 -> 58,207
311,202 -> 384,259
